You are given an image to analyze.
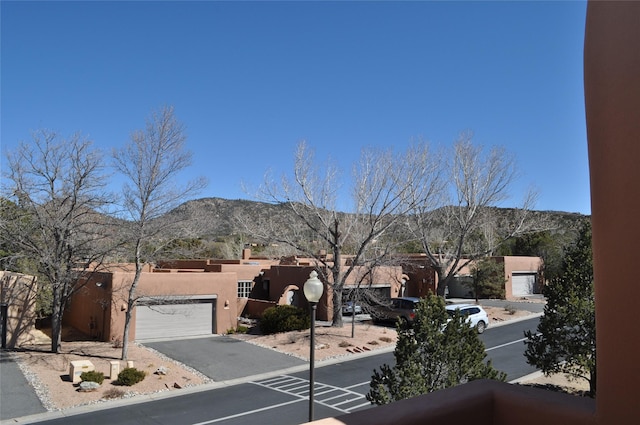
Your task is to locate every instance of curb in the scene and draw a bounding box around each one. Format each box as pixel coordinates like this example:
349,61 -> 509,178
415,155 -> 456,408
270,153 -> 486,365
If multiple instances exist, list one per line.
488,312 -> 543,329
509,370 -> 545,384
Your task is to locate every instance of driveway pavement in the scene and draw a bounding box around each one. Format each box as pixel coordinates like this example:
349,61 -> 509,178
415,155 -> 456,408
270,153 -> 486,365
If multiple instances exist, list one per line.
144,335 -> 307,381
0,351 -> 46,421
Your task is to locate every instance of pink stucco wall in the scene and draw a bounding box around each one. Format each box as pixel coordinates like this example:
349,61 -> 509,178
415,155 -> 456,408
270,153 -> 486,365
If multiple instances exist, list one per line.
0,271 -> 38,348
585,1 -> 640,422
66,269 -> 238,342
503,256 -> 543,300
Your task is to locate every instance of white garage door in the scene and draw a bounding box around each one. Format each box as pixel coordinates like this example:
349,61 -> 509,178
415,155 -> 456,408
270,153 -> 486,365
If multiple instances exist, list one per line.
512,273 -> 537,296
135,300 -> 215,341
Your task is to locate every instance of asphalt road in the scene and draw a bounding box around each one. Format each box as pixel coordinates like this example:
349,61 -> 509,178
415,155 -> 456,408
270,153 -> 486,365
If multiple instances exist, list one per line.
9,317 -> 541,425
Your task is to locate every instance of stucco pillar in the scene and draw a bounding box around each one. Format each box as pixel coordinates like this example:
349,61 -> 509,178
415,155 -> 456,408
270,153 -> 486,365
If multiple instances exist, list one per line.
584,1 -> 640,423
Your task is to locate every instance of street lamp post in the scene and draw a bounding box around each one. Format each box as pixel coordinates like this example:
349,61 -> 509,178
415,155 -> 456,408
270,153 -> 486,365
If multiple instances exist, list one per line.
303,270 -> 324,422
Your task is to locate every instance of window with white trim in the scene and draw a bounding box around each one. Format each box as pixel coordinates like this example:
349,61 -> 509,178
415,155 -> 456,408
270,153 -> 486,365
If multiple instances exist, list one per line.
238,280 -> 254,298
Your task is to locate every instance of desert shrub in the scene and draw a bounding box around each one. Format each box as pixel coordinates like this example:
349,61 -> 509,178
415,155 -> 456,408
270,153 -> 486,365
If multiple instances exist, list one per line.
259,305 -> 310,335
226,325 -> 249,335
339,340 -> 353,348
117,367 -> 146,386
80,370 -> 105,385
379,336 -> 393,343
504,304 -> 516,315
102,387 -> 125,399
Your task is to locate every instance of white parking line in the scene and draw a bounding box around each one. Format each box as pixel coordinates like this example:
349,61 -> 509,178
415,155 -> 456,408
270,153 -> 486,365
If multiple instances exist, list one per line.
344,381 -> 370,390
251,375 -> 368,415
349,400 -> 373,411
485,336 -> 532,352
190,399 -> 304,425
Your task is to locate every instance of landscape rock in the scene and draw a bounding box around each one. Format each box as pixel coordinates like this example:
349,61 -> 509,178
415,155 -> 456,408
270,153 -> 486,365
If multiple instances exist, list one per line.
155,366 -> 169,375
78,381 -> 101,392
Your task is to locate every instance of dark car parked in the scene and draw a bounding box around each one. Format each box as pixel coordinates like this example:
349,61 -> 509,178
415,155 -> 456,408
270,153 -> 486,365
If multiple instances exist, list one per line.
371,297 -> 420,325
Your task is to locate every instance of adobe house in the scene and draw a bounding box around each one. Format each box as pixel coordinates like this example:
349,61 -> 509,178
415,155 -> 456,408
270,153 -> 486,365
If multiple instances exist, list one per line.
402,255 -> 543,300
156,248 -> 279,319
65,265 -> 238,342
401,254 -> 438,297
501,256 -> 544,299
0,271 -> 38,348
313,2 -> 639,424
259,260 -> 404,321
447,256 -> 543,299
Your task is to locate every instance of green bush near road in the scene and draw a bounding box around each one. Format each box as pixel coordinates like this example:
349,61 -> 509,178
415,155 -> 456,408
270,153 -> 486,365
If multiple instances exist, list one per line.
260,305 -> 310,335
117,367 -> 146,386
80,370 -> 104,385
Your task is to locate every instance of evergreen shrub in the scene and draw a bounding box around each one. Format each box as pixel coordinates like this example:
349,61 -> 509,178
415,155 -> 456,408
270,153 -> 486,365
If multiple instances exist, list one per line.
260,305 -> 310,334
117,367 -> 146,386
80,370 -> 105,385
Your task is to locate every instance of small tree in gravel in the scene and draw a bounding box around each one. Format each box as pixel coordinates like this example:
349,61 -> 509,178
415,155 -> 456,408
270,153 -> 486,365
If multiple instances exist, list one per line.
524,222 -> 595,397
469,257 -> 506,302
367,293 -> 505,405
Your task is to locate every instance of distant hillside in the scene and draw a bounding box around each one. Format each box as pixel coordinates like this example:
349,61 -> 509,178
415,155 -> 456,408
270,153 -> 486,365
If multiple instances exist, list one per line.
161,197 -> 590,244
159,197 -> 294,239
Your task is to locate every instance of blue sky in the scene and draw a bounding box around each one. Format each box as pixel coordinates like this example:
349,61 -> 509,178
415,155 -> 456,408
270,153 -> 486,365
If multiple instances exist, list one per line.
1,1 -> 590,214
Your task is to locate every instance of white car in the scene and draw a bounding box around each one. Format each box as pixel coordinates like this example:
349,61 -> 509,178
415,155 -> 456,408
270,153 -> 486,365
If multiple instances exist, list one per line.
342,301 -> 363,315
445,304 -> 489,334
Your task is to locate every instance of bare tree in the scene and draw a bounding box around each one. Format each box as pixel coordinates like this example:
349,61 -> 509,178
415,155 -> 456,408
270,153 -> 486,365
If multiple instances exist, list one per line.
241,141 -> 442,327
407,132 -> 538,297
0,130 -> 113,353
112,105 -> 206,360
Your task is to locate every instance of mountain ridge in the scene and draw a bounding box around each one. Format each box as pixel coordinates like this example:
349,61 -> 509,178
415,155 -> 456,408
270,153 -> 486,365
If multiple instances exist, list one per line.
161,196 -> 590,241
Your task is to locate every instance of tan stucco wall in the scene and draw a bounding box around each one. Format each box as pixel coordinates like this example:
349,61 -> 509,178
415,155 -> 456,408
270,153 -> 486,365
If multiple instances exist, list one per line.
264,265 -> 323,313
503,256 -> 543,300
0,271 -> 38,348
585,1 -> 640,422
115,271 -> 238,341
212,263 -> 267,281
66,269 -> 238,342
64,272 -> 112,341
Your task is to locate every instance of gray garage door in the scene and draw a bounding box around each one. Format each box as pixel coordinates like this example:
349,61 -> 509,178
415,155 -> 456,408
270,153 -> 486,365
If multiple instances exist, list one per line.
512,273 -> 537,296
135,300 -> 215,341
